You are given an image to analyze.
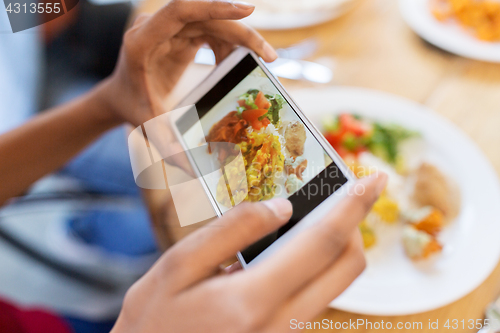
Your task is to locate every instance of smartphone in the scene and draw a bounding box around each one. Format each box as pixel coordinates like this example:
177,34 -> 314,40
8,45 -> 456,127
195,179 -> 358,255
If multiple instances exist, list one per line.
171,47 -> 356,268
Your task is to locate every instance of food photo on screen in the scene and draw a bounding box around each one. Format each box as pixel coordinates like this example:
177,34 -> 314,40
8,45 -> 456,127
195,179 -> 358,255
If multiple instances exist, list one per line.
181,66 -> 334,215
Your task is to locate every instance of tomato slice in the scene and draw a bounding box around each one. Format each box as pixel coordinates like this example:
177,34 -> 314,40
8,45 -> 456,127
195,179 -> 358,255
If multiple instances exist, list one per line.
261,117 -> 271,127
241,109 -> 268,122
251,120 -> 263,130
339,114 -> 370,136
324,130 -> 345,146
255,91 -> 271,110
237,100 -> 252,110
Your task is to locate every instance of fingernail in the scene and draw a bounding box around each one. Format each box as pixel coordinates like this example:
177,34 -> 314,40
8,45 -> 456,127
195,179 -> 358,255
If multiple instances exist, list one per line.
263,42 -> 278,60
232,1 -> 255,10
224,261 -> 242,274
263,198 -> 293,221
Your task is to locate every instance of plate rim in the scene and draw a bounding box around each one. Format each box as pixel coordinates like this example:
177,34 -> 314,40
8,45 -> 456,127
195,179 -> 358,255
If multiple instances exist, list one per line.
241,0 -> 357,30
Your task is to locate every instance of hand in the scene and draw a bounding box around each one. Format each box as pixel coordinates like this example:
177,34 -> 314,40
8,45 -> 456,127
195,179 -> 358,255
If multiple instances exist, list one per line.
111,173 -> 387,333
104,0 -> 277,126
96,0 -> 277,170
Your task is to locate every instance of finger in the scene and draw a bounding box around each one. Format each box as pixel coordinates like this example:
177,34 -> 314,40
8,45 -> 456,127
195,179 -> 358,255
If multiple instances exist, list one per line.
273,232 -> 365,326
179,20 -> 277,62
245,172 -> 387,305
204,36 -> 236,64
156,198 -> 293,292
143,0 -> 256,46
132,13 -> 151,26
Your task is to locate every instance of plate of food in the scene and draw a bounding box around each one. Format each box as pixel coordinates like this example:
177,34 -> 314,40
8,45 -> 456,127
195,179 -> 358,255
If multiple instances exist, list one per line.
184,66 -> 330,215
399,0 -> 500,62
241,0 -> 358,30
291,87 -> 500,315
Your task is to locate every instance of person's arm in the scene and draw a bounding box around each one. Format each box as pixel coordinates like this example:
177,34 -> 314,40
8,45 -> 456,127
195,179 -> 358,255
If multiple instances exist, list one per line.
0,86 -> 119,205
0,2 -> 384,329
0,0 -> 277,205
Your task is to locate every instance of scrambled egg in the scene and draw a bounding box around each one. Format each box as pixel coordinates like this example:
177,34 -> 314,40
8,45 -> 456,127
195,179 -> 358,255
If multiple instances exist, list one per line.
216,132 -> 284,206
360,194 -> 400,248
432,0 -> 500,41
371,196 -> 400,224
359,221 -> 376,249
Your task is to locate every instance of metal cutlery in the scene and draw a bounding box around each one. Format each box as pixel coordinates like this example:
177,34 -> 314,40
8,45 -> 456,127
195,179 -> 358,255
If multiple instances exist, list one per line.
193,39 -> 333,84
274,38 -> 319,60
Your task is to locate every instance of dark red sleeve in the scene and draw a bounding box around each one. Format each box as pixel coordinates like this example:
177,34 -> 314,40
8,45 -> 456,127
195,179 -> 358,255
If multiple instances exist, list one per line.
0,298 -> 72,333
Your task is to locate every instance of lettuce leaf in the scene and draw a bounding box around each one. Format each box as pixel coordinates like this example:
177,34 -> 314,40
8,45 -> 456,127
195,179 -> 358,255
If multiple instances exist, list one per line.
264,94 -> 285,125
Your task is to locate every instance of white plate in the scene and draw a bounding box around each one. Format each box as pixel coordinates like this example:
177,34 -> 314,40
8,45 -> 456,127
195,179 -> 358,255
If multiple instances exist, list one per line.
291,87 -> 500,315
242,0 -> 356,30
399,0 -> 500,63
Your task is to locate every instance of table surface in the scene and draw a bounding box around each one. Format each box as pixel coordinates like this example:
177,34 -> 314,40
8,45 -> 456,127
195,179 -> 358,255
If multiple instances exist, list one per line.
136,0 -> 500,331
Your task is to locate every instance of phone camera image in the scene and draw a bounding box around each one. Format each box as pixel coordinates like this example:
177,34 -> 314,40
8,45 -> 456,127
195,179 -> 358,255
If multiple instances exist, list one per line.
177,54 -> 349,264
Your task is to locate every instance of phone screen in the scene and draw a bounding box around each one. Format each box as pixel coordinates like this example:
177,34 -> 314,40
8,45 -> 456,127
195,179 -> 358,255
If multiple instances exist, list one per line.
177,54 -> 348,263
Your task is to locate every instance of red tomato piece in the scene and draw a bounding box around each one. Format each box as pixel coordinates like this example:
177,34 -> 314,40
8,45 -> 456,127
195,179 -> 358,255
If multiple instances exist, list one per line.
241,109 -> 268,122
255,91 -> 271,110
251,120 -> 263,130
339,114 -> 370,136
324,131 -> 344,146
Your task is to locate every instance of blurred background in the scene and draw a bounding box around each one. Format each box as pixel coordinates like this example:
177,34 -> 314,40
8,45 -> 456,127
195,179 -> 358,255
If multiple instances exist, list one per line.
1,0 -> 500,332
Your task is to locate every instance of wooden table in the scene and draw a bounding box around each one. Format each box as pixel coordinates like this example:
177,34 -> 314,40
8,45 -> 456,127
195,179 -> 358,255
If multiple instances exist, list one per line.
137,0 -> 500,331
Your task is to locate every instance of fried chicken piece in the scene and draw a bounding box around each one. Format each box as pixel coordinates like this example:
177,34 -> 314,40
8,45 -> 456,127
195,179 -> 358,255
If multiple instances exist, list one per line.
413,163 -> 460,220
284,121 -> 306,157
